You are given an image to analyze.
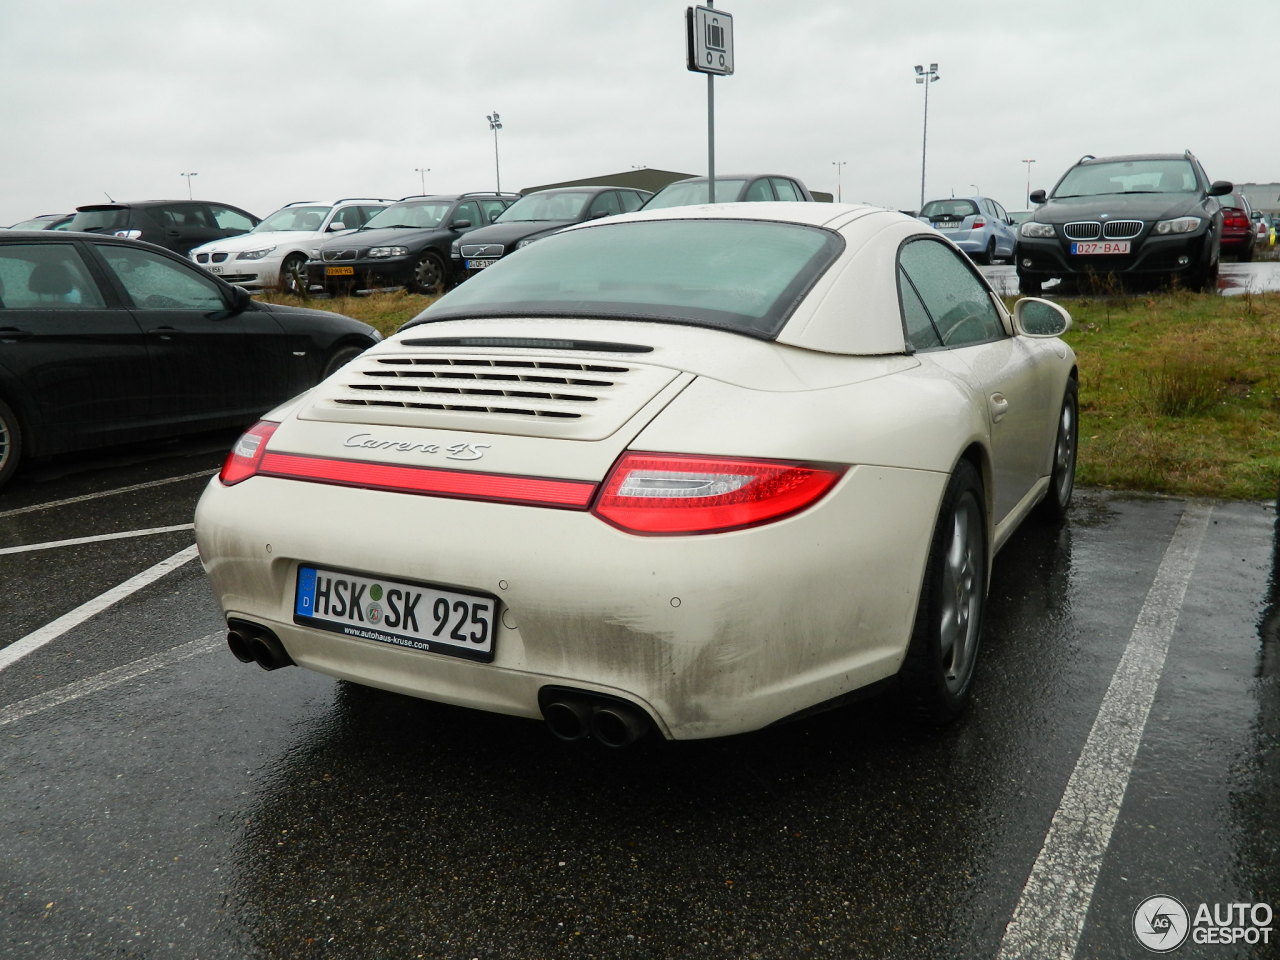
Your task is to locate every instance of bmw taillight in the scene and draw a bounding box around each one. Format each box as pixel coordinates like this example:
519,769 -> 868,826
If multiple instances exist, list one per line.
220,421 -> 279,485
592,452 -> 845,535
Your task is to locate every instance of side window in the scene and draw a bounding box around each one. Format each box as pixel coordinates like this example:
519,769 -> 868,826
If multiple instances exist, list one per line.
771,178 -> 804,201
97,243 -> 228,310
168,203 -> 213,229
897,266 -> 942,350
479,198 -> 509,223
619,191 -> 647,213
898,238 -> 1005,347
207,205 -> 255,232
744,178 -> 775,201
0,243 -> 105,309
452,201 -> 482,229
993,201 -> 1009,222
587,192 -> 623,218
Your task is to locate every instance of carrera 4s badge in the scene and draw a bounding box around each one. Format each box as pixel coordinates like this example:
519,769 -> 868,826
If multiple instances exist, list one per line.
343,433 -> 491,462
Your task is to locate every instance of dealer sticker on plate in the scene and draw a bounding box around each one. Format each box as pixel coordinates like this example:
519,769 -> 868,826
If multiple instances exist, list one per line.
294,564 -> 497,662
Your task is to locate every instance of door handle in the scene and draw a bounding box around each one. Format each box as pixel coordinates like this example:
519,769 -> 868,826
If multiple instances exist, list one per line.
989,393 -> 1009,423
147,326 -> 184,338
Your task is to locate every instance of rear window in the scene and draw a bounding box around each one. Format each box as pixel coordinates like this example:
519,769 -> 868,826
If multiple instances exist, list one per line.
920,200 -> 978,219
412,219 -> 843,338
69,208 -> 132,231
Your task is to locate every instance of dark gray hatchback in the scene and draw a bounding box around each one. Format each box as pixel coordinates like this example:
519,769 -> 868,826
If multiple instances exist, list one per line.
69,200 -> 261,255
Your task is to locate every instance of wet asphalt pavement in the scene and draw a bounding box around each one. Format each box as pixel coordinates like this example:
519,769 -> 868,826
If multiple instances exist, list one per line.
1,431 -> 1278,959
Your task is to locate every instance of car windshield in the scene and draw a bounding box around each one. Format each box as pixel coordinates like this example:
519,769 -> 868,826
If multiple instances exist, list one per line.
645,179 -> 749,209
920,200 -> 978,219
413,219 -> 843,338
1053,159 -> 1198,198
255,205 -> 331,232
496,192 -> 592,223
1220,194 -> 1247,211
364,201 -> 451,230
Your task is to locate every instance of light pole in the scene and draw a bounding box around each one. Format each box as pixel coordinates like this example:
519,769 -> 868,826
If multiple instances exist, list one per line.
970,183 -> 980,195
1022,159 -> 1036,208
180,172 -> 198,199
415,167 -> 431,194
832,161 -> 846,202
913,62 -> 939,210
487,112 -> 503,193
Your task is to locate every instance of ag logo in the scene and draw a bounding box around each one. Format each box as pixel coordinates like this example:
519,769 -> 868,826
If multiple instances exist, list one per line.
1133,895 -> 1190,953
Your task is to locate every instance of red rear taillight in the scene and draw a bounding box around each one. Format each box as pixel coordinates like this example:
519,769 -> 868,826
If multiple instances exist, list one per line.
220,421 -> 279,485
972,218 -> 986,229
592,452 -> 844,535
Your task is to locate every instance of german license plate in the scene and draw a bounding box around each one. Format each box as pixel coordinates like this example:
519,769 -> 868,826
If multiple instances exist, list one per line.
933,220 -> 962,230
210,266 -> 223,274
1071,241 -> 1130,255
294,564 -> 497,662
325,266 -> 355,276
465,258 -> 497,270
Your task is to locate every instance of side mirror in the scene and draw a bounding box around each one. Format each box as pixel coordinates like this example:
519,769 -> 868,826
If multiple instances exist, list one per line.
1029,189 -> 1047,204
327,221 -> 346,231
450,219 -> 473,230
1208,180 -> 1233,197
225,285 -> 252,317
1013,297 -> 1071,337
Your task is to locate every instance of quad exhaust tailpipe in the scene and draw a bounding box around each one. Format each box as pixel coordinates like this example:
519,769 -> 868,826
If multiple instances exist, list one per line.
538,687 -> 653,748
226,619 -> 294,671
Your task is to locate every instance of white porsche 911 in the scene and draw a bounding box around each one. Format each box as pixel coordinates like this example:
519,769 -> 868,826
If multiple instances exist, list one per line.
195,202 -> 1077,745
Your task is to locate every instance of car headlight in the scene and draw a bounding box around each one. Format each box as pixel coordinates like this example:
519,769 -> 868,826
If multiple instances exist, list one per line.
1153,216 -> 1202,235
235,246 -> 277,261
368,246 -> 409,258
1020,222 -> 1056,239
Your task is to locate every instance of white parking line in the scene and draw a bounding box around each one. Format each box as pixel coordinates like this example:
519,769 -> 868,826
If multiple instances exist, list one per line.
0,523 -> 195,556
0,544 -> 200,672
0,469 -> 216,519
997,502 -> 1212,960
0,634 -> 221,728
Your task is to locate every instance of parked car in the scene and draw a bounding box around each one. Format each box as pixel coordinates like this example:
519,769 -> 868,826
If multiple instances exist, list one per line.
1217,192 -> 1257,262
7,213 -> 73,231
1015,151 -> 1231,294
452,185 -> 652,279
195,202 -> 1077,745
1251,209 -> 1271,248
190,198 -> 393,295
918,196 -> 1018,264
68,200 -> 261,256
306,193 -> 516,296
642,173 -> 814,209
0,231 -> 380,491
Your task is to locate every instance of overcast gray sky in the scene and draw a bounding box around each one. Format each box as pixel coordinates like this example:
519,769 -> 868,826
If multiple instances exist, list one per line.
2,0 -> 1276,226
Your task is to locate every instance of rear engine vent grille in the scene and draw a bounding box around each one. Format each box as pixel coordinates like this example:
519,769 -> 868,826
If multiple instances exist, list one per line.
333,356 -> 633,420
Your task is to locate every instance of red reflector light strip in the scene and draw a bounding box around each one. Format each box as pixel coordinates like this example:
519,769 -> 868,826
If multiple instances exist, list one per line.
257,451 -> 596,508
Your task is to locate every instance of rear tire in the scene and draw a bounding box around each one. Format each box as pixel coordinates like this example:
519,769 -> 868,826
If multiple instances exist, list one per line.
0,397 -> 23,491
980,238 -> 997,265
900,459 -> 987,723
1034,379 -> 1078,522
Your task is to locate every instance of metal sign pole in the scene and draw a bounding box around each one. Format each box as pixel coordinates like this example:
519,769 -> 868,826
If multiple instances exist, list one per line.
707,2 -> 715,205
